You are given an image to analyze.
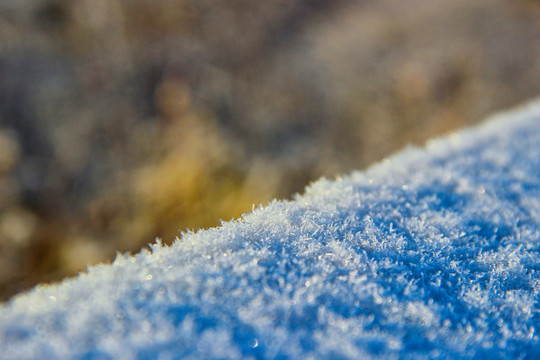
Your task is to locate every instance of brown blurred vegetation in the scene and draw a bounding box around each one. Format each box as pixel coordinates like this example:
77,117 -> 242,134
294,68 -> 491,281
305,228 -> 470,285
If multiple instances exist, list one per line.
0,0 -> 539,300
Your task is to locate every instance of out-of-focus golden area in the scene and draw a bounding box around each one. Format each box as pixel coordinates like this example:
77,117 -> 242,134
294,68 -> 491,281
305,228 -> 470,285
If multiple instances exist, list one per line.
0,0 -> 539,300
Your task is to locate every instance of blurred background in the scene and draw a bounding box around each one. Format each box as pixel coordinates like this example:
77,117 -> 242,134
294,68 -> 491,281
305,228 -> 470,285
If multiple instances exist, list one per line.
0,0 -> 539,300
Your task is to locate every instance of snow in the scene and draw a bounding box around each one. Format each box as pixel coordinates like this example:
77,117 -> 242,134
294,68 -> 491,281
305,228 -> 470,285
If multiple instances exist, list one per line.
1,100 -> 540,359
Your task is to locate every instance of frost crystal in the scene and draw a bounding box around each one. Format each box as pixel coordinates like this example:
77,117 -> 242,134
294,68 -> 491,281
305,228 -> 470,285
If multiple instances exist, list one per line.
1,100 -> 540,359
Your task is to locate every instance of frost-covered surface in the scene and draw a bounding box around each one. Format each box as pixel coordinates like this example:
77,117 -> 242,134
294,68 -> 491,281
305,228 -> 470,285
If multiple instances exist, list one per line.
1,102 -> 540,359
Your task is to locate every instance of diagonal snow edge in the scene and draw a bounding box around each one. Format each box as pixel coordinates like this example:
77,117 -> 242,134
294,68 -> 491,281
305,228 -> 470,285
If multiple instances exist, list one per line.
1,99 -> 540,359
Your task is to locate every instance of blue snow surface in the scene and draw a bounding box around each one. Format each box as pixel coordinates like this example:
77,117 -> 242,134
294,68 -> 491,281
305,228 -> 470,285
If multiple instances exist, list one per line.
2,101 -> 540,360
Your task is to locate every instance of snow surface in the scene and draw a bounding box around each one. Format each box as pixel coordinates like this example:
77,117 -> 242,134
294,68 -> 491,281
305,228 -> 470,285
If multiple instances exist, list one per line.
1,101 -> 540,359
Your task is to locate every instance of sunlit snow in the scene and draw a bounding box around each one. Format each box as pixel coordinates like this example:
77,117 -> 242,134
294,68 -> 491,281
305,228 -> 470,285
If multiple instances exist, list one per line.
1,100 -> 540,359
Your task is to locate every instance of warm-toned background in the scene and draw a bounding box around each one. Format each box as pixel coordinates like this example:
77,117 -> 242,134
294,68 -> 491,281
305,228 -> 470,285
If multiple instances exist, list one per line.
0,0 -> 539,301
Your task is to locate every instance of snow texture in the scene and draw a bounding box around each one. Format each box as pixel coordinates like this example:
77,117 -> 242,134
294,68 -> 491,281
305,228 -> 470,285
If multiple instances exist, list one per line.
1,101 -> 540,360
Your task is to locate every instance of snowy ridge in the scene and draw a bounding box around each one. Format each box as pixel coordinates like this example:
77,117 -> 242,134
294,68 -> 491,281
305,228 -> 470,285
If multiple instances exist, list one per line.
1,100 -> 540,359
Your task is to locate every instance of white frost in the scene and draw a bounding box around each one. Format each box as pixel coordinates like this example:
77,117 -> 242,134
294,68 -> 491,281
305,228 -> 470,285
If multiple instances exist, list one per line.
1,100 -> 540,359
